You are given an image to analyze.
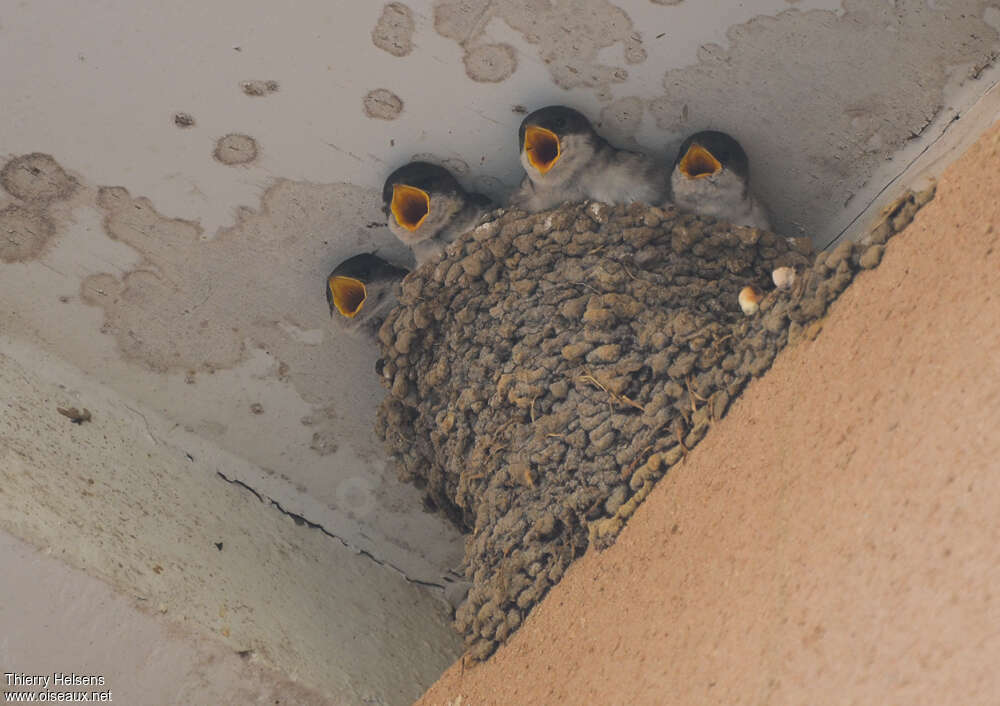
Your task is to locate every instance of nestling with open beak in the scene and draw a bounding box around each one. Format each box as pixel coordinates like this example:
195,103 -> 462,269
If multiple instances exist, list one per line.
508,105 -> 669,212
383,161 -> 493,267
669,130 -> 772,231
326,253 -> 409,342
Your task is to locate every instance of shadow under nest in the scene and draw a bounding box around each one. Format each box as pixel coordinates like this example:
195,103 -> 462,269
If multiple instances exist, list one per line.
375,191 -> 932,661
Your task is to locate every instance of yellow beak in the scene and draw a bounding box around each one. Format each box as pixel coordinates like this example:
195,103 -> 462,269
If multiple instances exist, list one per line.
390,184 -> 430,231
524,125 -> 561,174
679,143 -> 722,179
328,276 -> 368,318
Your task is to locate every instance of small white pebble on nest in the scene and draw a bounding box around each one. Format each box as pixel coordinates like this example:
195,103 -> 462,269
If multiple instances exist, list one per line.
772,266 -> 796,290
473,221 -> 499,239
586,201 -> 610,224
739,285 -> 763,315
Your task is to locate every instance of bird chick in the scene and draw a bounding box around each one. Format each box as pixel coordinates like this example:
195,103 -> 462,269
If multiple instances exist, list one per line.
382,162 -> 493,266
326,253 -> 408,343
509,105 -> 668,212
670,130 -> 772,231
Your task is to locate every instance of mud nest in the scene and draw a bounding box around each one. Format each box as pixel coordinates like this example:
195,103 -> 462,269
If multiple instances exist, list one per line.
375,189 -> 933,661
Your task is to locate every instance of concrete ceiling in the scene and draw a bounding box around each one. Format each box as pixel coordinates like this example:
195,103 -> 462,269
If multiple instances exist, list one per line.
3,0 -> 1000,607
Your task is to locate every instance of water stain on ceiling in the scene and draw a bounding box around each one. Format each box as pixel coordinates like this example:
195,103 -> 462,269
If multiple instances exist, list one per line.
372,2 -> 417,57
644,0 -> 1000,240
407,0 -> 1000,244
0,154 -> 77,263
213,134 -> 259,166
3,0 -> 1000,590
431,0 -> 645,93
45,165 -> 405,459
363,88 -> 406,119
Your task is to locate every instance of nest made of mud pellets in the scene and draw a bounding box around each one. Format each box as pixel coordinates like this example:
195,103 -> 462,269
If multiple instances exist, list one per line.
375,190 -> 932,661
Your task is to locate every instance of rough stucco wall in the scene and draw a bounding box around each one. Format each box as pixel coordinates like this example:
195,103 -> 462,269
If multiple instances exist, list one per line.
415,115 -> 1000,706
0,338 -> 461,704
0,531 -> 332,705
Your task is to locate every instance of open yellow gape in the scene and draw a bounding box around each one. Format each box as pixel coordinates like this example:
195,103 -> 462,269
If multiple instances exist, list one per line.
679,144 -> 722,179
524,125 -> 561,173
328,276 -> 368,318
391,184 -> 430,231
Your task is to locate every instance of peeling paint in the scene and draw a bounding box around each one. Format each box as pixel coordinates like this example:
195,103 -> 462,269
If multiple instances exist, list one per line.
432,0 -> 644,94
372,2 -> 416,57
